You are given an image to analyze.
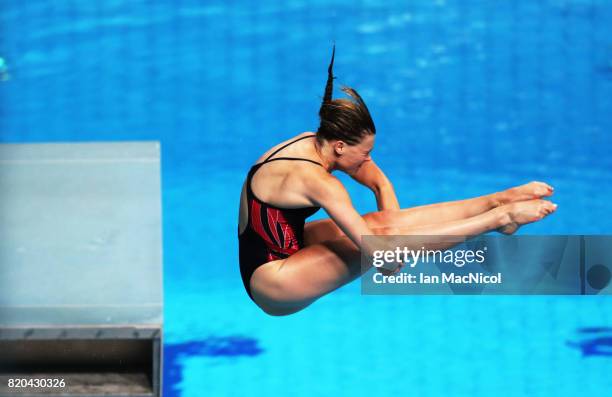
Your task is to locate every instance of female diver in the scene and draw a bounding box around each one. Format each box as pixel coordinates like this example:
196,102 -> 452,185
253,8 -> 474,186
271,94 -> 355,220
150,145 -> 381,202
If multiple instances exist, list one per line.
238,47 -> 557,316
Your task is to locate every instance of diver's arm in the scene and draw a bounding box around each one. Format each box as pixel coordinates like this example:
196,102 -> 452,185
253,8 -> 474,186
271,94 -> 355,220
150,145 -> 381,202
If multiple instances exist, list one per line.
348,159 -> 400,211
306,174 -> 373,251
304,173 -> 401,273
372,180 -> 400,211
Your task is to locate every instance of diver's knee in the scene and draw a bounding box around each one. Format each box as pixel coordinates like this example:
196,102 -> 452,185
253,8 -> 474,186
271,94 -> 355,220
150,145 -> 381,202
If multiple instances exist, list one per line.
379,225 -> 402,235
365,209 -> 396,226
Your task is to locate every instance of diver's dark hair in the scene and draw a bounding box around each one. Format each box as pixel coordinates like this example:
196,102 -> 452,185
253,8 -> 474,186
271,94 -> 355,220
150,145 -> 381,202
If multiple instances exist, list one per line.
317,45 -> 376,145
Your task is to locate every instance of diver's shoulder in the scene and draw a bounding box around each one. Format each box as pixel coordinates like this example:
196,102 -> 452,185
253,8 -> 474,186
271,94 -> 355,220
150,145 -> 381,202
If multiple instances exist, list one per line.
254,132 -> 316,163
300,166 -> 340,189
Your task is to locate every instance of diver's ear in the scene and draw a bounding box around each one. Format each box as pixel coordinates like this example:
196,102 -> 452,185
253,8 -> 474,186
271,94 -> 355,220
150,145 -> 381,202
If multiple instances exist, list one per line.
334,141 -> 345,156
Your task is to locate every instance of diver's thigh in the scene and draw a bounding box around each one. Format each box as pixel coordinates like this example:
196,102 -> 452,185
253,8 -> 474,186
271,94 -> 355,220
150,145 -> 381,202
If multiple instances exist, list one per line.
303,218 -> 343,246
304,211 -> 394,246
250,237 -> 363,313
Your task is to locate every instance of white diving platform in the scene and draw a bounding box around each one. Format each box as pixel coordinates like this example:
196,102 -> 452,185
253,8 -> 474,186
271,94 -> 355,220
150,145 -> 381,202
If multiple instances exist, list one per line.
0,142 -> 163,397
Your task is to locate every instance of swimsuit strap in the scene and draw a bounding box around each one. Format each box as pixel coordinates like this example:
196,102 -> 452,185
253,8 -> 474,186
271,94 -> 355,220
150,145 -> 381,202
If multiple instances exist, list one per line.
247,135 -> 324,204
263,134 -> 320,163
262,157 -> 323,167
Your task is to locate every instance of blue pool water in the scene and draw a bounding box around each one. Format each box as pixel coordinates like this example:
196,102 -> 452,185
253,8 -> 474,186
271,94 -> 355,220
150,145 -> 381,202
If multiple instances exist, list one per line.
1,1 -> 612,396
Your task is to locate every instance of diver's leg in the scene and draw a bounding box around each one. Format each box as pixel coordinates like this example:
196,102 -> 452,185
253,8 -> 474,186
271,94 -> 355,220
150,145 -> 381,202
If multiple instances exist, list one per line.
304,181 -> 554,246
252,199 -> 556,316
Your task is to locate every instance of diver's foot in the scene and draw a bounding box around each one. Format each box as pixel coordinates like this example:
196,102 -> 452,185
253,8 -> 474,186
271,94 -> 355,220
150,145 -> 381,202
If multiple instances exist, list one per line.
496,181 -> 554,206
498,199 -> 557,235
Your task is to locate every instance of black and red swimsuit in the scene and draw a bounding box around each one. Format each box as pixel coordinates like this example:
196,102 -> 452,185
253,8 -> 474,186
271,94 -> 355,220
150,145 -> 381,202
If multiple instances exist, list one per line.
239,135 -> 323,301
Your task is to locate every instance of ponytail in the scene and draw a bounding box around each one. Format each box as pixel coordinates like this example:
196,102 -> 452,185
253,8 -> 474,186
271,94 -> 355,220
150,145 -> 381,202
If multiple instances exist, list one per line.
316,44 -> 376,145
322,44 -> 335,105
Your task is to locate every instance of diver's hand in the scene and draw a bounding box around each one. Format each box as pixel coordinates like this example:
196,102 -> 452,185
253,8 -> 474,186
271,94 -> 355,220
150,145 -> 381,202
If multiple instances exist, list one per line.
377,262 -> 404,275
364,238 -> 405,275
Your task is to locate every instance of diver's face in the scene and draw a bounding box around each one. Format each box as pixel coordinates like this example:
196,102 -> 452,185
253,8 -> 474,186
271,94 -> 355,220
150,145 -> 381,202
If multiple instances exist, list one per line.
335,134 -> 374,173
